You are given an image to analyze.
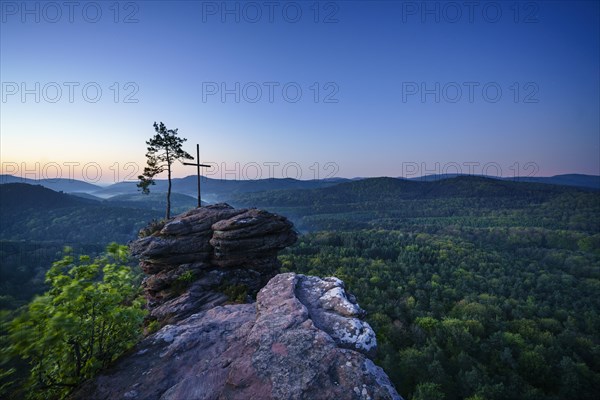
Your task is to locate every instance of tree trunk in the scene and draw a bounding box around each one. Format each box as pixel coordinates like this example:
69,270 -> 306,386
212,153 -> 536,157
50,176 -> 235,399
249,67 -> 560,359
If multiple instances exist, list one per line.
72,341 -> 82,378
166,148 -> 171,220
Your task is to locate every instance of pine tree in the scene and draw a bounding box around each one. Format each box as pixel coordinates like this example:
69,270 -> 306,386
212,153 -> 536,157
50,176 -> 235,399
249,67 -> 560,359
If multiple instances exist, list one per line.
138,122 -> 192,219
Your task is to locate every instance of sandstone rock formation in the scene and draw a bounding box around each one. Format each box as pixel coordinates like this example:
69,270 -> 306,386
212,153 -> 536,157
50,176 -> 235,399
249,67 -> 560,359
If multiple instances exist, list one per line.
71,272 -> 403,400
70,205 -> 402,399
129,204 -> 297,326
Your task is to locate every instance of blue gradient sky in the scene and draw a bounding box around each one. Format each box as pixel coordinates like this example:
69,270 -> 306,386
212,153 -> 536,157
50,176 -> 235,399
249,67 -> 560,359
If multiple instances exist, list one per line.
1,1 -> 598,182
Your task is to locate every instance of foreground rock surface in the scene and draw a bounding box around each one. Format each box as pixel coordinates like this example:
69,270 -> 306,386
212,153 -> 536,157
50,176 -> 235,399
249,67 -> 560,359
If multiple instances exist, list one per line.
130,204 -> 297,326
71,272 -> 402,400
71,206 -> 402,399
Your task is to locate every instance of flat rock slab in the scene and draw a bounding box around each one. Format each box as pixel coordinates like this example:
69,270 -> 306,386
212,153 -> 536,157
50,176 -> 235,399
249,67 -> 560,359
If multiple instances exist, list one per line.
70,273 -> 403,400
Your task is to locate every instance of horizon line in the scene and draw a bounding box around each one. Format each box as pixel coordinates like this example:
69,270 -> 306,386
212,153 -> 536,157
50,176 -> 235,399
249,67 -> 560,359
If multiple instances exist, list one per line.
1,172 -> 599,187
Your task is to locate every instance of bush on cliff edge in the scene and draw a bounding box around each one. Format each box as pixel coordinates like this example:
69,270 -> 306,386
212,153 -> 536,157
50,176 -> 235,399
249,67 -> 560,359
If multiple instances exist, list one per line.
2,244 -> 146,400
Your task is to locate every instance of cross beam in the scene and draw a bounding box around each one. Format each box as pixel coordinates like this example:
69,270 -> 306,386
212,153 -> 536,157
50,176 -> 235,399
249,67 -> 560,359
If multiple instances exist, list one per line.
183,144 -> 211,207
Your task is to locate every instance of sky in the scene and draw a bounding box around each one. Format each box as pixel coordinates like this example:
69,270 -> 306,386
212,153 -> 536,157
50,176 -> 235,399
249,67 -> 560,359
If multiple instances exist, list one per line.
1,0 -> 599,183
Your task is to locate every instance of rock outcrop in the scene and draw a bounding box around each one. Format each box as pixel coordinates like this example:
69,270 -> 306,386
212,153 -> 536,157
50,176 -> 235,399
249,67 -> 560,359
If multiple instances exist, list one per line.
71,273 -> 402,400
130,204 -> 297,326
70,205 -> 402,399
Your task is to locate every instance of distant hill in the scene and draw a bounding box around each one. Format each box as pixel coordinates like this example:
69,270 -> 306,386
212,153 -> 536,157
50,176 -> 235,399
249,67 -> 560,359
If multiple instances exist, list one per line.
93,176 -> 346,202
0,183 -> 160,244
105,192 -> 204,213
408,173 -> 600,190
2,173 -> 597,201
0,183 -> 98,211
512,174 -> 600,190
0,183 -> 186,310
232,175 -> 584,206
231,176 -> 600,232
70,192 -> 105,201
0,174 -> 103,193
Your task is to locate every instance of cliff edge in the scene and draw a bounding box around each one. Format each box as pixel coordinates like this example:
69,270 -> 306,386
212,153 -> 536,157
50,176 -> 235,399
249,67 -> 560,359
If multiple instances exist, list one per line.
130,203 -> 297,327
71,204 -> 402,400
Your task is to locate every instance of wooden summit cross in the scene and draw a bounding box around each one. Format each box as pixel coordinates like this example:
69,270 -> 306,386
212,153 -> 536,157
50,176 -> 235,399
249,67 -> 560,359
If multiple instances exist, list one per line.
183,144 -> 211,208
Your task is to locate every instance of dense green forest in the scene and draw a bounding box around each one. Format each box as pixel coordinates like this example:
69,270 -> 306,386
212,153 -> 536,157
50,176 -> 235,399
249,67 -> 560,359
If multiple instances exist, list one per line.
231,177 -> 600,399
0,241 -> 105,309
0,184 -> 162,310
231,176 -> 600,233
0,184 -> 162,243
0,184 -> 207,309
1,177 -> 599,399
280,228 -> 599,399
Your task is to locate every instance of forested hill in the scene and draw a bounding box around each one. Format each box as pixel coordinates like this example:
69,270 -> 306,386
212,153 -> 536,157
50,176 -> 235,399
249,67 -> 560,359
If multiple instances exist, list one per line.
232,176 -> 591,205
0,183 -> 159,244
0,183 -> 161,308
0,175 -> 102,193
265,176 -> 600,399
231,176 -> 600,232
1,178 -> 599,398
86,176 -> 346,200
0,183 -> 96,210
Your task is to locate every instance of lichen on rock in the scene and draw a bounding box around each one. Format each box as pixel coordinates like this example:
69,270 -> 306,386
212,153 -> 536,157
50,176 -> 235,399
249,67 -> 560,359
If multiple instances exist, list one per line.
70,272 -> 402,400
69,205 -> 402,399
129,203 -> 297,326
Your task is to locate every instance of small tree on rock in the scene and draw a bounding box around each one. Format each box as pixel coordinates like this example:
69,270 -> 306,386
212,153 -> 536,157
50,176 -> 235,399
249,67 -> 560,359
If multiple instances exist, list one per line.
138,122 -> 192,219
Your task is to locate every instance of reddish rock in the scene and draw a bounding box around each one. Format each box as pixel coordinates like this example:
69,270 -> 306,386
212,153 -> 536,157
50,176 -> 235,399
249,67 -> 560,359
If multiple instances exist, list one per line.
70,273 -> 403,400
129,204 -> 297,326
71,205 -> 402,399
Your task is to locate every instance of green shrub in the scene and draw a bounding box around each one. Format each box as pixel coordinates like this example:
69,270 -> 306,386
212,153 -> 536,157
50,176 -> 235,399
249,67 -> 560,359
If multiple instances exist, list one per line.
4,244 -> 146,400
